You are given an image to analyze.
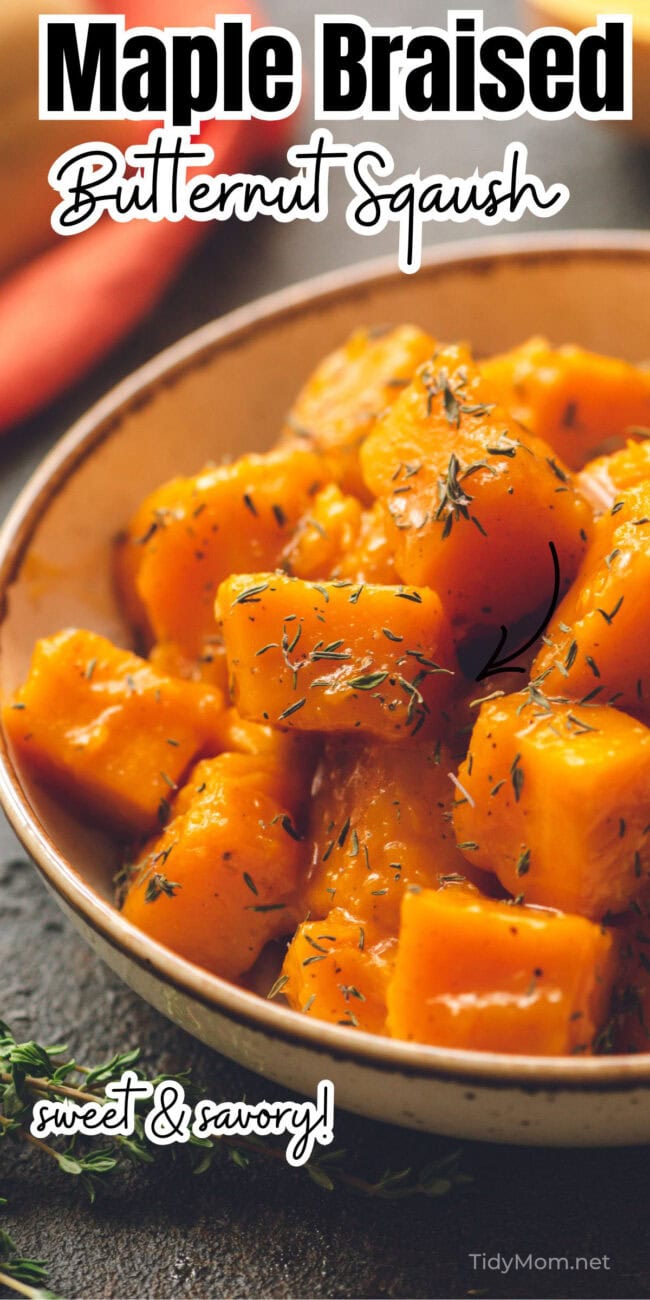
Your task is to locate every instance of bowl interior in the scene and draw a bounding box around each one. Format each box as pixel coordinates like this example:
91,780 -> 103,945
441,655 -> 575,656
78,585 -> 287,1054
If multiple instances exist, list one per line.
2,235 -> 650,1050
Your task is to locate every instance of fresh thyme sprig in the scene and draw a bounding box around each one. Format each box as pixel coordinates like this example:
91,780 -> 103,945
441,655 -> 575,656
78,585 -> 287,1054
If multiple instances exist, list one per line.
0,1238 -> 58,1300
0,1215 -> 58,1300
0,1019 -> 470,1299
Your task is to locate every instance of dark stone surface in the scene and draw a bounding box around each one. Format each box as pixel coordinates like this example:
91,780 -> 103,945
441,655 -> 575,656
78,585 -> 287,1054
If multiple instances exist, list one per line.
1,3 -> 649,1297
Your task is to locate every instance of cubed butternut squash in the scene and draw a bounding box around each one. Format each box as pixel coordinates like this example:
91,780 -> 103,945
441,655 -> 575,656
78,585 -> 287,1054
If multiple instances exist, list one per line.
454,691 -> 650,920
280,484 -> 363,580
360,345 -> 591,635
578,440 -> 650,513
3,630 -> 225,835
335,501 -> 401,584
533,484 -> 650,721
148,637 -> 229,694
115,448 -> 330,660
386,886 -> 615,1054
218,572 -> 456,740
481,337 -> 650,469
281,907 -> 395,1033
303,737 -> 480,940
211,707 -> 321,814
121,753 -> 308,979
279,325 -> 435,498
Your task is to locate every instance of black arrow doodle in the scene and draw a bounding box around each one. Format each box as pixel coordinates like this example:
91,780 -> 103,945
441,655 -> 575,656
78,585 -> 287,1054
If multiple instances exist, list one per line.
475,541 -> 561,682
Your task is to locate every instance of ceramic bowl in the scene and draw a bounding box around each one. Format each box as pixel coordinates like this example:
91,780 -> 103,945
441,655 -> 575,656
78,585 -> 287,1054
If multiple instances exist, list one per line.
1,232 -> 650,1147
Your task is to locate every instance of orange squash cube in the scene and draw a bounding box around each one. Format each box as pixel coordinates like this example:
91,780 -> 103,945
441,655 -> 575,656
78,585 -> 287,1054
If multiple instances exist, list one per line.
121,753 -> 307,979
360,345 -> 591,636
304,738 -> 478,941
533,484 -> 650,722
115,448 -> 331,660
481,337 -> 650,469
386,886 -> 615,1054
578,440 -> 650,513
280,484 -> 363,580
454,691 -> 650,920
148,637 -> 230,694
218,572 -> 456,740
281,908 -> 395,1033
280,325 -> 435,498
335,501 -> 401,584
3,630 -> 225,835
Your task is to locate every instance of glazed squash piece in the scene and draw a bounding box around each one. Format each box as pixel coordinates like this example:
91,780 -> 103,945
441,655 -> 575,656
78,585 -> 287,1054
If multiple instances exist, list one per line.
218,572 -> 457,740
578,439 -> 650,513
149,637 -> 230,694
281,908 -> 395,1034
121,753 -> 309,980
303,737 -> 481,941
216,706 -> 320,778
335,500 -> 401,584
114,473 -> 183,641
115,448 -> 331,661
360,345 -> 592,636
386,886 -> 615,1054
280,484 -> 363,580
454,691 -> 650,921
3,630 -> 225,836
480,337 -> 650,469
533,484 -> 650,722
279,325 -> 435,498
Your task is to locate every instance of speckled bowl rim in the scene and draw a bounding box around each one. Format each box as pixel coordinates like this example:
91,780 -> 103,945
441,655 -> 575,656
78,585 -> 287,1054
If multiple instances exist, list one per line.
2,230 -> 650,1092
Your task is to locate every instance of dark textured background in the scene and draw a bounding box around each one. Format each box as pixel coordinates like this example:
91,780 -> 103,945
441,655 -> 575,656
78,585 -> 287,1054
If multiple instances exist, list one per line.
1,3 -> 649,1297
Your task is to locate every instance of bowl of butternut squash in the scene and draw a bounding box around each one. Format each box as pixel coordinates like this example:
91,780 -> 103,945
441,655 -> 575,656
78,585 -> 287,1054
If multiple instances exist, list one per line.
1,232 -> 650,1146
